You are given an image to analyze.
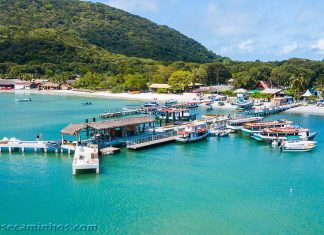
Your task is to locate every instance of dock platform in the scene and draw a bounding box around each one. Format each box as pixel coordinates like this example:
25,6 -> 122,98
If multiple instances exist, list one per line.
126,131 -> 178,150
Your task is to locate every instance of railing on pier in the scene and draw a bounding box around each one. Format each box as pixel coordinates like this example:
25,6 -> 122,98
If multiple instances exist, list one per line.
126,130 -> 177,148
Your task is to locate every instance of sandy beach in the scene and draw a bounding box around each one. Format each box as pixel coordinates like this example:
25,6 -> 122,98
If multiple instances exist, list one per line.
2,89 -> 323,115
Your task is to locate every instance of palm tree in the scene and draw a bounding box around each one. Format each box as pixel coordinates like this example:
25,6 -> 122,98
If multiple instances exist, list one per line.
290,75 -> 306,97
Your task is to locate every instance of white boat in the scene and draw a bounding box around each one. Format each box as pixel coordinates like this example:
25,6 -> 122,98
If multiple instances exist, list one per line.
252,127 -> 317,142
72,145 -> 99,175
176,122 -> 209,143
165,99 -> 177,106
15,98 -> 32,102
210,128 -> 231,137
278,140 -> 317,152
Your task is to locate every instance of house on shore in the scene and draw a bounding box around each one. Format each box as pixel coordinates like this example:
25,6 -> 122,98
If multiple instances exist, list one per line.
40,82 -> 60,90
148,83 -> 172,93
0,79 -> 16,90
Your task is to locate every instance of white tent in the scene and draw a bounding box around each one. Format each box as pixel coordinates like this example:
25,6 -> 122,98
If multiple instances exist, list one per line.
233,88 -> 247,94
301,90 -> 312,97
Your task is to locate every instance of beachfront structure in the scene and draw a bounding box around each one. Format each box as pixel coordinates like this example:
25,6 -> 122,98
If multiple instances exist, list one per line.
40,82 -> 60,90
272,97 -> 293,106
193,85 -> 234,94
256,81 -> 269,90
260,88 -> 283,98
148,83 -> 171,93
0,79 -> 16,90
60,116 -> 155,146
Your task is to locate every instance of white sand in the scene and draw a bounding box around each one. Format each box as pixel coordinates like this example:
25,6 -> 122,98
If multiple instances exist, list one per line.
284,105 -> 324,115
2,89 -> 323,115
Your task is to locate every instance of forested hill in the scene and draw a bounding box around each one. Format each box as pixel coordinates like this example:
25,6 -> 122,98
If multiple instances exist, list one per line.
0,0 -> 220,63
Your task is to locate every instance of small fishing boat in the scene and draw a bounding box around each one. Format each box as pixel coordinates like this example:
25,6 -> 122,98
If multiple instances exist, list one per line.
176,122 -> 209,143
15,98 -> 32,102
226,116 -> 263,132
236,100 -> 253,111
252,127 -> 317,142
165,99 -> 177,106
81,101 -> 92,106
218,101 -> 225,106
253,100 -> 264,106
185,102 -> 198,109
241,120 -> 293,137
142,101 -> 159,111
278,140 -> 317,152
210,128 -> 231,137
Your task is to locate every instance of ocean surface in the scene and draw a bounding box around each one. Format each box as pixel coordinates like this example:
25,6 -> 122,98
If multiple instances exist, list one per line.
0,93 -> 323,234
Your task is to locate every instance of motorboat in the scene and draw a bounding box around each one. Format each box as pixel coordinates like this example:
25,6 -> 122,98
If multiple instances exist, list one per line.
72,145 -> 99,175
210,128 -> 231,137
185,102 -> 199,109
15,98 -> 32,102
165,99 -> 177,106
252,127 -> 317,142
176,122 -> 209,143
277,140 -> 317,152
81,101 -> 92,106
142,101 -> 159,111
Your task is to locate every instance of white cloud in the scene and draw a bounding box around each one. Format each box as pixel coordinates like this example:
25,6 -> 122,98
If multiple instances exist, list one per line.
281,42 -> 298,54
238,39 -> 253,52
312,38 -> 324,54
106,0 -> 159,13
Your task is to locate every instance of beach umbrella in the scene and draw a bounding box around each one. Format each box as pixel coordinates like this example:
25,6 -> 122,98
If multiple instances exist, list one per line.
301,90 -> 312,97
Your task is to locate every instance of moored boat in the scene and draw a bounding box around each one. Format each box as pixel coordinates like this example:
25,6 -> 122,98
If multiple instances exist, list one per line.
210,128 -> 231,137
165,99 -> 177,106
252,127 -> 317,142
226,116 -> 263,132
278,140 -> 317,152
185,101 -> 198,109
15,98 -> 32,102
176,122 -> 209,143
155,108 -> 194,121
241,119 -> 293,137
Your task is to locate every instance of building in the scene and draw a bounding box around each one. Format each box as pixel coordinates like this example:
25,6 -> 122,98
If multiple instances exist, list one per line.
256,81 -> 269,90
148,83 -> 171,93
0,79 -> 16,90
60,116 -> 155,146
260,88 -> 284,98
272,96 -> 293,106
40,82 -> 60,90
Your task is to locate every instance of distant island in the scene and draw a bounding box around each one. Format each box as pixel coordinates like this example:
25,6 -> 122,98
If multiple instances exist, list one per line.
0,0 -> 323,96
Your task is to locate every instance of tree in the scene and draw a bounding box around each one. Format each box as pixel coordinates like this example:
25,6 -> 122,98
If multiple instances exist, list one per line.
204,63 -> 231,85
168,70 -> 192,92
191,67 -> 207,85
290,75 -> 306,97
232,71 -> 257,89
123,73 -> 147,91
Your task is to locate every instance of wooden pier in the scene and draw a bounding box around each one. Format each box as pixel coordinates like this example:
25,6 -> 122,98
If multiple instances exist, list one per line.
0,140 -> 74,154
126,131 -> 178,150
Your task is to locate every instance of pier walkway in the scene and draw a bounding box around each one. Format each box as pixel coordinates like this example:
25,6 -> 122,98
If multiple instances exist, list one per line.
126,131 -> 178,150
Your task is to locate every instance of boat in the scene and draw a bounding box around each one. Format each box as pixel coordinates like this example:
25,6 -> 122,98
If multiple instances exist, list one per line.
185,102 -> 198,109
81,101 -> 92,106
142,101 -> 159,111
210,128 -> 231,137
165,99 -> 177,106
236,100 -> 253,111
278,140 -> 317,152
226,116 -> 263,132
241,120 -> 293,137
252,127 -> 317,142
218,101 -> 225,106
253,100 -> 264,106
155,108 -> 194,121
175,122 -> 209,143
15,98 -> 32,102
72,145 -> 99,175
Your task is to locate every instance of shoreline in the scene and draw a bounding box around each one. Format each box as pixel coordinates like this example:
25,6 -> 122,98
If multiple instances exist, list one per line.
1,89 -> 323,115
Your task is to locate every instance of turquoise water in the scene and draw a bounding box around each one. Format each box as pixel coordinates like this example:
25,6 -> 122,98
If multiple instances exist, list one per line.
0,93 -> 323,234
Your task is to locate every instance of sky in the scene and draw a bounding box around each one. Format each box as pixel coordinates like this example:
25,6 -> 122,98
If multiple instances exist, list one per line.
90,0 -> 324,61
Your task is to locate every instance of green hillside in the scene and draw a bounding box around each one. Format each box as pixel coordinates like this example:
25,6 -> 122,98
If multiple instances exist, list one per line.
0,0 -> 220,63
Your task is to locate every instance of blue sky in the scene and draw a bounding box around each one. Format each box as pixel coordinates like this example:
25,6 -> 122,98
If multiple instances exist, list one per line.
90,0 -> 324,61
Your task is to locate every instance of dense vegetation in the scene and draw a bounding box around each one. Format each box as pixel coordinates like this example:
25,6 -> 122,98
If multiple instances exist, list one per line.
0,0 -> 323,95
